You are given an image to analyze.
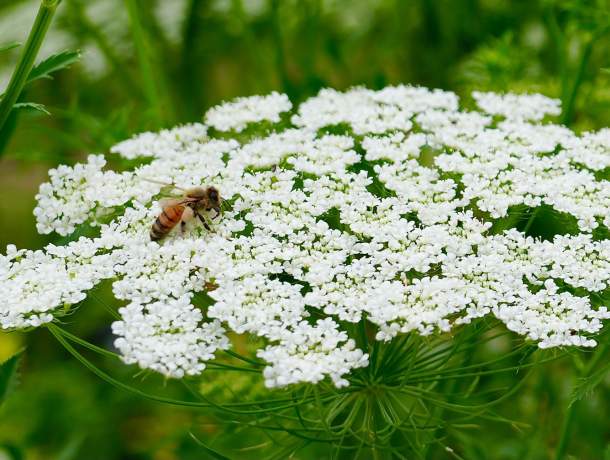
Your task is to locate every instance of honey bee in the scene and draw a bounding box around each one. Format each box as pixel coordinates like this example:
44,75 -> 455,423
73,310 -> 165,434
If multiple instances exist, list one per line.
148,182 -> 222,241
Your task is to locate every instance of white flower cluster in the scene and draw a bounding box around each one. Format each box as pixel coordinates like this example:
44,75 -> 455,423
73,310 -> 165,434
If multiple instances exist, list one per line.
472,91 -> 562,121
112,297 -> 229,378
2,85 -> 609,387
292,86 -> 457,134
204,92 -> 292,132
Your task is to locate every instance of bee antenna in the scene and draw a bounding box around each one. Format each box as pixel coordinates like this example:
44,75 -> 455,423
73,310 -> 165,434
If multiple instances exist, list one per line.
139,177 -> 186,191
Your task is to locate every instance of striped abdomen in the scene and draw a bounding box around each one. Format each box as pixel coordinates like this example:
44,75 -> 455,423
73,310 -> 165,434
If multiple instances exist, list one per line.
150,204 -> 185,241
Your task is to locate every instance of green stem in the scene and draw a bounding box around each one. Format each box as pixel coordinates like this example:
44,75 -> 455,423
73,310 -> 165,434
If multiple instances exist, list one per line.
223,349 -> 264,366
180,0 -> 205,115
522,208 -> 540,234
358,318 -> 369,351
124,0 -> 166,125
270,0 -> 293,98
47,323 -> 333,415
0,0 -> 59,132
561,37 -> 595,126
423,336 -> 478,459
53,324 -> 119,359
554,341 -> 609,460
546,7 -> 567,106
48,323 -> 334,413
554,407 -> 575,460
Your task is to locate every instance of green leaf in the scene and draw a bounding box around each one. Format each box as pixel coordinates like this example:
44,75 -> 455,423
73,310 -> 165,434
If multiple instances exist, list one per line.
13,102 -> 50,115
0,349 -> 24,406
0,42 -> 20,53
570,359 -> 610,406
26,50 -> 81,85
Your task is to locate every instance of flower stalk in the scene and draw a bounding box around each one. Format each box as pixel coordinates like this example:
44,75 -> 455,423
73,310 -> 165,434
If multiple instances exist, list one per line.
0,0 -> 59,132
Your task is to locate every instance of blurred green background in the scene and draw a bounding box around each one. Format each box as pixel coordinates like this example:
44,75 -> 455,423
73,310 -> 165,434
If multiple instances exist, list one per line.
1,0 -> 610,458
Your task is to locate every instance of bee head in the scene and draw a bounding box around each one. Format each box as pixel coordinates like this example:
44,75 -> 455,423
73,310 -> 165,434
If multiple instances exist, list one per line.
206,186 -> 220,203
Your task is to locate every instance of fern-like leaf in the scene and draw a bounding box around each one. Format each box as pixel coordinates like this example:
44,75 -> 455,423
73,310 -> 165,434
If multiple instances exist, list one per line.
0,349 -> 25,406
570,360 -> 610,407
27,50 -> 81,85
13,102 -> 50,115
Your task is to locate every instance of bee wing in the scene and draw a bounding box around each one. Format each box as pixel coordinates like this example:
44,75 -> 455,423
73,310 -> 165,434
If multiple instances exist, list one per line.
158,198 -> 185,209
141,177 -> 186,191
159,196 -> 200,209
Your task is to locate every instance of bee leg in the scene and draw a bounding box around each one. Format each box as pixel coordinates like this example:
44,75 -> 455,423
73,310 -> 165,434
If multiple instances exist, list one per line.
196,212 -> 212,231
205,206 -> 217,218
211,207 -> 221,219
181,207 -> 195,234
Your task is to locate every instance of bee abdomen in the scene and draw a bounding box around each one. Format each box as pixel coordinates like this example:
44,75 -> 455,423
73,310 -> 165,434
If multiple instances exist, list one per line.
150,206 -> 184,241
150,219 -> 168,240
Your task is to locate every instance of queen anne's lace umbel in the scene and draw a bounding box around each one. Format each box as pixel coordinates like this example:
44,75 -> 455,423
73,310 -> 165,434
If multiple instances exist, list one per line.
2,87 -> 609,387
